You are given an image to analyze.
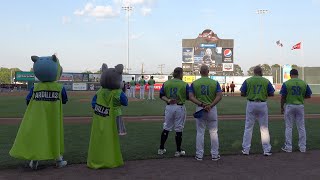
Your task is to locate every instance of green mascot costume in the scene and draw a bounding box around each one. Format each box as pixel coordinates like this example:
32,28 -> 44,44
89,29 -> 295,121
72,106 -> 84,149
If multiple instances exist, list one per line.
9,54 -> 68,170
87,63 -> 128,169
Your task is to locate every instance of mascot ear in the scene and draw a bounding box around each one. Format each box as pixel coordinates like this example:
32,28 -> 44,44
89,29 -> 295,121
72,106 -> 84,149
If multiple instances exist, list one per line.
101,63 -> 108,73
31,56 -> 39,62
115,64 -> 124,74
52,54 -> 58,62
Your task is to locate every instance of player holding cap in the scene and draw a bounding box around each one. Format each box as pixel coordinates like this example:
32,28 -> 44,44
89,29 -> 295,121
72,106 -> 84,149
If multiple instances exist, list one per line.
240,65 -> 275,156
157,67 -> 189,157
280,69 -> 312,153
189,65 -> 223,161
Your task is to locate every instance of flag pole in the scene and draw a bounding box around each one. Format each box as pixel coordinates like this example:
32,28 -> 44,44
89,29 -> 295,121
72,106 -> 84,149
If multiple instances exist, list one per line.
301,42 -> 304,80
280,43 -> 283,84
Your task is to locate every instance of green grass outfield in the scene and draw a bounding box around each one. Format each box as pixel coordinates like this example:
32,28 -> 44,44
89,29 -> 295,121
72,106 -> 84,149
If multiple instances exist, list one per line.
0,93 -> 318,117
1,119 -> 320,169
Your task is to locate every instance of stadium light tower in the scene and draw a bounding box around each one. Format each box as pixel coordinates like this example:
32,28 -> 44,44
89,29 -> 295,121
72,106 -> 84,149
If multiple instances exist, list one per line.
256,9 -> 269,62
122,5 -> 133,74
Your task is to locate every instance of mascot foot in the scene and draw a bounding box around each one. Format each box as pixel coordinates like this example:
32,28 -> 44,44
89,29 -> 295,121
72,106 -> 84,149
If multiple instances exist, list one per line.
56,160 -> 67,168
29,160 -> 39,170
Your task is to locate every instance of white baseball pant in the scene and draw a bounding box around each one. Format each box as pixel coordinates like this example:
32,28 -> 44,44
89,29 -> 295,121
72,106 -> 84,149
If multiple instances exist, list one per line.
131,86 -> 136,98
242,101 -> 271,153
140,85 -> 145,99
163,104 -> 186,132
284,104 -> 306,151
126,88 -> 131,98
195,106 -> 219,158
148,85 -> 155,100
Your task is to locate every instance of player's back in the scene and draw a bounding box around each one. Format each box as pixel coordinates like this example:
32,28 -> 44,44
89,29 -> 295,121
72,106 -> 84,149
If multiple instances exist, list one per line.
245,76 -> 271,101
283,78 -> 308,105
163,79 -> 187,104
192,77 -> 219,104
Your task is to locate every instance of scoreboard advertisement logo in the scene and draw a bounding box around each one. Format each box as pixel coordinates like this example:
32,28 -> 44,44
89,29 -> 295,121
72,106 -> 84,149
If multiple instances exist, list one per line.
222,63 -> 234,72
182,48 -> 194,63
222,48 -> 234,63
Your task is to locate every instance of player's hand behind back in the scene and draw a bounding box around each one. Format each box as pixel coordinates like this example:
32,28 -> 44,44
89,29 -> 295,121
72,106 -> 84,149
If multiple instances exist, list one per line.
168,99 -> 177,104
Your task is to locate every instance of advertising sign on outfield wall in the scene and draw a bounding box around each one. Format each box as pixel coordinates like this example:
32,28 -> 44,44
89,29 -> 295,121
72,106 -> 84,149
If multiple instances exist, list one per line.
72,83 -> 87,91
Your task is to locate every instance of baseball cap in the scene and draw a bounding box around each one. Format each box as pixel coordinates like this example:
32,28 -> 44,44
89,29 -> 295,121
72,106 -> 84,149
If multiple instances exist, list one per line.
193,109 -> 206,118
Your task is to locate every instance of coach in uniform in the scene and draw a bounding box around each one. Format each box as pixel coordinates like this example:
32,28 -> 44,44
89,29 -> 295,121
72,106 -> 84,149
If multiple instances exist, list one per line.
280,69 -> 312,153
189,65 -> 223,161
157,67 -> 189,157
240,66 -> 275,156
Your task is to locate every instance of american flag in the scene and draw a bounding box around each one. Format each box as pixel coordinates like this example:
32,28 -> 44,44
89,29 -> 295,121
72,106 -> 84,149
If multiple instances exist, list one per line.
276,40 -> 283,47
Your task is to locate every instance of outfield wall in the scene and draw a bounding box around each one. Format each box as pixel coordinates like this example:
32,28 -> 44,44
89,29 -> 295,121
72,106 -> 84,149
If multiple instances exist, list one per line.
16,70 -> 320,94
58,75 -> 273,92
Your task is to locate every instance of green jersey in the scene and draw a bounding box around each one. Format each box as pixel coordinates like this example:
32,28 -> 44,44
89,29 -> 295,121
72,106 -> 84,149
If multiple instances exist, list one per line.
148,79 -> 155,85
87,88 -> 124,169
161,78 -> 188,104
191,77 -> 221,104
281,78 -> 311,105
130,80 -> 136,86
139,79 -> 146,86
241,76 -> 274,101
10,82 -> 64,160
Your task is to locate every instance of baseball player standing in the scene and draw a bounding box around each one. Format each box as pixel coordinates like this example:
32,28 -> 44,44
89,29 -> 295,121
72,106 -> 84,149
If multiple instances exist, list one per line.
130,77 -> 136,98
148,76 -> 156,100
240,66 -> 275,156
158,67 -> 189,157
189,65 -> 223,161
280,69 -> 312,153
139,76 -> 146,99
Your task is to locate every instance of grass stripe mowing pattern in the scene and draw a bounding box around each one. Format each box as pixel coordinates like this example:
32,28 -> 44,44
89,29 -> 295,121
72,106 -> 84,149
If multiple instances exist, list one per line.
1,119 -> 320,169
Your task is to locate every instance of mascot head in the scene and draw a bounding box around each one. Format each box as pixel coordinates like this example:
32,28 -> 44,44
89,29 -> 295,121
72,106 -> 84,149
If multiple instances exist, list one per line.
100,63 -> 123,89
31,54 -> 62,82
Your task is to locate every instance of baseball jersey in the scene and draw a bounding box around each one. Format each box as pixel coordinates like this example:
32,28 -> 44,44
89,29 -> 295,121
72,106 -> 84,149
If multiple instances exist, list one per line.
148,79 -> 155,85
92,88 -> 128,117
190,77 -> 222,104
240,76 -> 275,101
159,78 -> 189,104
139,79 -> 146,86
280,78 -> 312,105
130,80 -> 136,86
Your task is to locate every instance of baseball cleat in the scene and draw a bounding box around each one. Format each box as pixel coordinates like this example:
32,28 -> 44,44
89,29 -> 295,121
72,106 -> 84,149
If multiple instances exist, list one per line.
300,148 -> 306,153
29,160 -> 39,170
281,146 -> 292,153
212,155 -> 221,161
158,149 -> 166,155
56,160 -> 67,168
174,150 -> 186,157
195,156 -> 203,161
241,150 -> 249,155
263,151 -> 272,156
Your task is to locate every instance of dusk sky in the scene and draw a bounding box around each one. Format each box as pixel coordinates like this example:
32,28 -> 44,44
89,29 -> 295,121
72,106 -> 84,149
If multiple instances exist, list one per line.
1,0 -> 320,74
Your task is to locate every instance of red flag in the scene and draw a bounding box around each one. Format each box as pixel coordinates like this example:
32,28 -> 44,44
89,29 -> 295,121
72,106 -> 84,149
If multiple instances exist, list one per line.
291,42 -> 301,50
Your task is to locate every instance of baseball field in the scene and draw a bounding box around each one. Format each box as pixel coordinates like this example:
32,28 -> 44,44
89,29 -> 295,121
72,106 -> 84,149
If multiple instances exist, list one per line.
1,91 -> 320,179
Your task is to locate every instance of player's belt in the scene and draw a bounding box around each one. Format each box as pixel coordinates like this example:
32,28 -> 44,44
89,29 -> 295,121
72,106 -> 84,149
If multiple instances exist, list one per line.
248,99 -> 266,102
167,103 -> 184,106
